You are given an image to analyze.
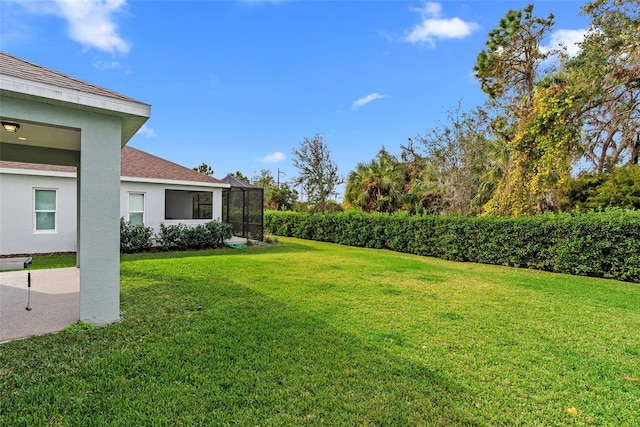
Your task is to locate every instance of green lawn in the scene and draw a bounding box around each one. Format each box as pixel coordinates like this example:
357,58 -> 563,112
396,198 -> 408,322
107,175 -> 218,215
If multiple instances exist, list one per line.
1,238 -> 639,426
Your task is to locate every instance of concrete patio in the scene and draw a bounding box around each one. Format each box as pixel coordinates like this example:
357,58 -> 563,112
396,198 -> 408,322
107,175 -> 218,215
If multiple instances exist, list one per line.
0,239 -> 256,343
0,267 -> 79,343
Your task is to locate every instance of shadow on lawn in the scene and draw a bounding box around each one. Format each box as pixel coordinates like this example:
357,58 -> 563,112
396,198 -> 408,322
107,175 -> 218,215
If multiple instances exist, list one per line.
121,239 -> 319,263
2,268 -> 482,426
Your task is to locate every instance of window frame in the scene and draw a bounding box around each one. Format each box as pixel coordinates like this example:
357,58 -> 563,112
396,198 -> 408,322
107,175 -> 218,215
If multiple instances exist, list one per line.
192,191 -> 213,220
33,188 -> 58,233
128,192 -> 146,226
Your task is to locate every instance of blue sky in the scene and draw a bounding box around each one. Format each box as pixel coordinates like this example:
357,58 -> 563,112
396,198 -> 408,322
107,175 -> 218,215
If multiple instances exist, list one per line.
1,0 -> 590,197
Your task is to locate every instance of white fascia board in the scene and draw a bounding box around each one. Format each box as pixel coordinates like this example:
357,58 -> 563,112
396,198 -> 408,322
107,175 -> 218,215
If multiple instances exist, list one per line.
0,74 -> 151,118
0,167 -> 76,178
121,176 -> 231,189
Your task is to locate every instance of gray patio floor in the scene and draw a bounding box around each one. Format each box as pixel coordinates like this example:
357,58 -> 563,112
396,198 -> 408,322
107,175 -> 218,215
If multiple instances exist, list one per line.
0,268 -> 79,343
0,238 -> 256,343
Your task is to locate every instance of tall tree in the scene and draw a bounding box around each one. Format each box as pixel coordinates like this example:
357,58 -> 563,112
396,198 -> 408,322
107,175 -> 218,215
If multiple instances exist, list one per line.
482,78 -> 582,214
474,4 -> 558,215
473,4 -> 555,115
266,183 -> 298,211
193,163 -> 214,176
567,0 -> 640,172
413,104 -> 494,216
292,134 -> 342,213
252,169 -> 276,189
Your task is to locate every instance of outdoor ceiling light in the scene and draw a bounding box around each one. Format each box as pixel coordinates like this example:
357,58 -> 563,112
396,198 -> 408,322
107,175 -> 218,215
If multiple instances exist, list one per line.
2,121 -> 20,132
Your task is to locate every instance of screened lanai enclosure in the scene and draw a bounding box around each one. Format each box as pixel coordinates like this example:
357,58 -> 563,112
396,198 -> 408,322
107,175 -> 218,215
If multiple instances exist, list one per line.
222,175 -> 264,240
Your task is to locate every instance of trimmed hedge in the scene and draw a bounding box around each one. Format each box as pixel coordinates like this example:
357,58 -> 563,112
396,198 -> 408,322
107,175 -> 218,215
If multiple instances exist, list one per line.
120,219 -> 233,253
265,210 -> 640,283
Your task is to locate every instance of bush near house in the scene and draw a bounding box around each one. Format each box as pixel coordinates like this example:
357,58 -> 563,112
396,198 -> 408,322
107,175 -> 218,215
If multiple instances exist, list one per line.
265,209 -> 640,283
156,221 -> 233,251
120,219 -> 233,253
120,218 -> 154,253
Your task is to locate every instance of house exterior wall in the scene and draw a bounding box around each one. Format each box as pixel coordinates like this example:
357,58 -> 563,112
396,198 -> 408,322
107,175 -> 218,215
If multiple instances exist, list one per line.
120,181 -> 224,233
0,171 -> 77,255
0,174 -> 225,256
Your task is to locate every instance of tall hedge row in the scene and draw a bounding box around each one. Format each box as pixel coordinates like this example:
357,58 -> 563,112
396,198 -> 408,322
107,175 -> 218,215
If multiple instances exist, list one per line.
265,210 -> 640,283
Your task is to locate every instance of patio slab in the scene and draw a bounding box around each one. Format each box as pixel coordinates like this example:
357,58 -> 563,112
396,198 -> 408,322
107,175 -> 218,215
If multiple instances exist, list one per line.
0,268 -> 79,343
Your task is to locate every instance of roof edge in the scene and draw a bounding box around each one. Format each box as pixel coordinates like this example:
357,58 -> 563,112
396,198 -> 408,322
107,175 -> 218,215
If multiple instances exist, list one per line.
1,74 -> 151,118
121,176 -> 230,188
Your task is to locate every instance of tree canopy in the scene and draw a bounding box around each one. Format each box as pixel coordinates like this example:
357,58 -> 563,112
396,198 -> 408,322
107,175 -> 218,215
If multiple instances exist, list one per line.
292,134 -> 342,213
341,0 -> 639,217
193,163 -> 214,176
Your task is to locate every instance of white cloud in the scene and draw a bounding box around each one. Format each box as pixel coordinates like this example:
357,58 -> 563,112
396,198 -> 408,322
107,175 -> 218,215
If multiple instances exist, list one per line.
137,124 -> 156,137
352,93 -> 386,110
11,0 -> 131,54
543,29 -> 587,58
260,152 -> 285,163
56,0 -> 130,54
404,2 -> 478,46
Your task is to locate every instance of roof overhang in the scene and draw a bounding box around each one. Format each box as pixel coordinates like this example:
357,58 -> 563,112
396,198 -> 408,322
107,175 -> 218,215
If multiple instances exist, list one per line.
121,176 -> 231,189
0,73 -> 150,147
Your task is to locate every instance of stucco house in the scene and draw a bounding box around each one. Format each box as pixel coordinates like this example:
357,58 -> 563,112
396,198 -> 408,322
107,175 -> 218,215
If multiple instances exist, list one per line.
0,51 -> 150,324
0,146 -> 230,255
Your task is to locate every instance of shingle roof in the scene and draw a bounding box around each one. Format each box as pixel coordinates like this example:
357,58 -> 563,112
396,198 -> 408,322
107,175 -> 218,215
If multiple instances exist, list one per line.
121,147 -> 225,184
0,147 -> 226,185
0,161 -> 75,174
0,51 -> 143,104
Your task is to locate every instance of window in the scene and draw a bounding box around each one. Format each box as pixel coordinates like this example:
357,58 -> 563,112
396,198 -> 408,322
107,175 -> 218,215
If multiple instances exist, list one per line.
34,189 -> 57,232
128,193 -> 145,226
193,192 -> 212,219
165,190 -> 213,220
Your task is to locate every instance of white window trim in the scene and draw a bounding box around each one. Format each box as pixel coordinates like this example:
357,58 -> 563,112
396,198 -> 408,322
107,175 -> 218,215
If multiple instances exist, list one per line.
33,188 -> 58,234
128,192 -> 146,225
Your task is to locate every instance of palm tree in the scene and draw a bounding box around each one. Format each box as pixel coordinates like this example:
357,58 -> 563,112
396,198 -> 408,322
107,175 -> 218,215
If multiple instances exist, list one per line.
344,148 -> 405,213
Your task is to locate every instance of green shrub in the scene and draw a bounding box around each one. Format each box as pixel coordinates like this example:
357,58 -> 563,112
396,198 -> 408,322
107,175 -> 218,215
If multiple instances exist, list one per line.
120,218 -> 154,253
156,221 -> 233,251
156,223 -> 189,251
265,209 -> 640,283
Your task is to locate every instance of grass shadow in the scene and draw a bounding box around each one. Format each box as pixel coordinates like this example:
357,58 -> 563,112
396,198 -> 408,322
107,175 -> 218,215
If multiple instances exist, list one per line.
121,240 -> 319,263
1,268 -> 482,426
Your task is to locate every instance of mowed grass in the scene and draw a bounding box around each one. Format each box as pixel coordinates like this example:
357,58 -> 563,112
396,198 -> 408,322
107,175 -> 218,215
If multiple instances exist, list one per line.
1,237 -> 639,426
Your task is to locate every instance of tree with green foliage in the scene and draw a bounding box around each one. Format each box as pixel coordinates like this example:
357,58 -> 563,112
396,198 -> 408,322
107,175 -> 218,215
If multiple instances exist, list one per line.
193,163 -> 214,176
473,4 -> 554,114
565,0 -> 640,173
344,148 -> 405,213
397,140 -> 442,215
292,134 -> 342,213
414,104 -> 494,216
474,4 -> 558,216
563,164 -> 640,210
227,170 -> 250,182
482,76 -> 583,215
266,183 -> 298,211
252,169 -> 276,189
